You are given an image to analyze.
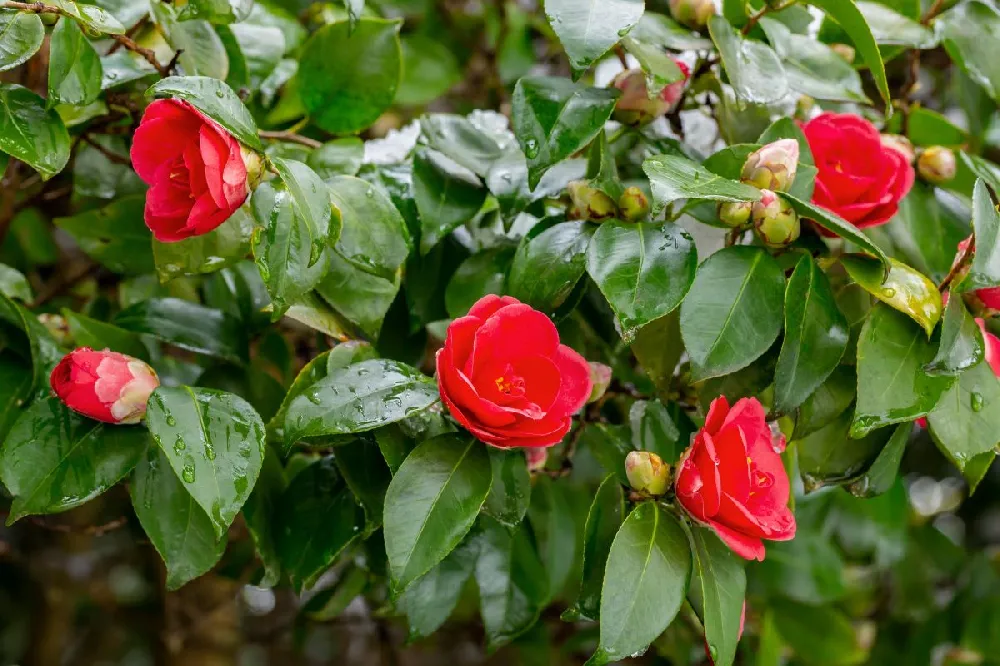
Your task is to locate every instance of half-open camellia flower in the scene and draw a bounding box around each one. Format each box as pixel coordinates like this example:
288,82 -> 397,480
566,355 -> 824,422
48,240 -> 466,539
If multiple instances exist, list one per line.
131,99 -> 262,242
675,397 -> 796,561
50,348 -> 160,424
436,295 -> 592,449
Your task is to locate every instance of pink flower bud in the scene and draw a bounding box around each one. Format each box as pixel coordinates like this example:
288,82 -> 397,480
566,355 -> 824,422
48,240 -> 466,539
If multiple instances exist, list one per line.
50,348 -> 160,424
752,189 -> 800,247
525,447 -> 548,473
611,62 -> 691,127
741,139 -> 799,192
625,451 -> 670,496
587,362 -> 613,403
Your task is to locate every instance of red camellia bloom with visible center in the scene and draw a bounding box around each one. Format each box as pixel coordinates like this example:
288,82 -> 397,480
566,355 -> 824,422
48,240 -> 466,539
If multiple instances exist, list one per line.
131,99 -> 257,242
50,348 -> 160,424
802,112 -> 914,232
436,295 -> 592,449
675,397 -> 796,561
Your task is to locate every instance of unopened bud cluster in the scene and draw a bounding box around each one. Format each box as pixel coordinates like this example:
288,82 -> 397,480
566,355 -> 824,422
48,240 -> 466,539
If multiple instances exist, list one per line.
567,183 -> 651,223
718,139 -> 801,247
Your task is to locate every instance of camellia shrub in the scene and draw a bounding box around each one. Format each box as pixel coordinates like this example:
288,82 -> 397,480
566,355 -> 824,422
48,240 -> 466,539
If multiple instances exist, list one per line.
2,0 -> 1000,663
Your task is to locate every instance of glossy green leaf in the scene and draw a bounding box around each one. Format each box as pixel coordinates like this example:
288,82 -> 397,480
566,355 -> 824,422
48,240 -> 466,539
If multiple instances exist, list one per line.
798,409 -> 890,492
621,35 -> 684,96
0,353 -> 31,443
527,475 -> 577,599
643,153 -> 762,213
275,456 -> 365,592
0,293 -> 63,390
511,76 -> 619,189
848,422 -> 910,498
959,180 -> 1000,293
0,10 -> 43,73
307,137 -> 365,179
130,445 -> 226,590
709,15 -> 788,104
396,32 -> 462,106
565,475 -> 624,622
841,254 -> 942,337
50,0 -> 125,33
775,255 -> 849,413
483,448 -> 531,529
586,222 -> 697,343
54,196 -> 154,275
629,399 -> 680,463
153,208 -> 255,283
334,438 -> 392,531
794,365 -> 856,439
926,292 -> 984,376
315,250 -> 400,340
487,149 -> 586,216
928,360 -> 1000,475
853,305 -> 954,437
939,1 -> 1000,104
115,298 -> 248,364
48,17 -> 102,107
242,447 -> 286,587
962,153 -> 1000,194
146,386 -> 266,538
680,246 -> 786,381
0,263 -> 30,301
545,0 -> 644,74
267,350 -> 330,446
0,396 -> 149,522
808,0 -> 891,108
0,83 -> 71,180
509,220 -> 594,315
588,503 -> 691,665
397,533 -> 479,640
329,175 -> 411,281
299,18 -> 402,134
445,247 -> 515,318
283,359 -> 438,441
63,310 -> 149,361
886,183 -> 968,283
630,12 -> 713,51
148,76 -> 260,150
475,516 -> 550,650
631,311 -> 683,394
384,433 -> 492,592
272,157 -> 335,255
690,525 -> 746,666
784,193 -> 890,274
176,0 -> 252,23
420,114 -> 506,178
413,148 -> 487,254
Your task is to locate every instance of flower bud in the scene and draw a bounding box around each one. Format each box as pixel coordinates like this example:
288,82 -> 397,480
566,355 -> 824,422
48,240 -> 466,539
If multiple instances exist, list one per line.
38,313 -> 72,346
618,187 -> 650,221
611,63 -> 691,127
625,451 -> 670,495
568,180 -> 617,222
587,362 -> 613,403
880,134 -> 916,163
668,0 -> 716,30
243,147 -> 266,192
752,190 -> 800,248
718,201 -> 752,228
830,43 -> 856,63
50,348 -> 160,424
918,146 -> 957,184
525,447 -> 548,473
741,139 -> 799,192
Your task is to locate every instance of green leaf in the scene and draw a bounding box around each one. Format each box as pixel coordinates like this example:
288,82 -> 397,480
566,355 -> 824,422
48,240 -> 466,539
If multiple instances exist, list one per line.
176,0 -> 252,23
0,83 -> 70,180
48,17 -> 102,107
775,255 -> 849,413
445,247 -> 515,318
630,12 -> 713,51
420,114 -> 506,178
483,448 -> 531,529
397,533 -> 479,640
114,298 -> 248,364
708,15 -> 788,104
807,0 -> 890,109
63,310 -> 149,361
148,76 -> 261,150
794,365 -> 856,439
153,208 -> 255,283
54,196 -> 154,275
511,76 -> 619,189
928,360 -> 1000,476
475,516 -> 550,651
847,422 -> 909,498
759,17 -> 869,104
307,137 -> 365,179
146,386 -> 266,538
329,175 -> 411,281
315,250 -> 400,339
413,148 -> 487,254
906,107 -> 967,148
588,503 -> 691,665
643,153 -> 763,213
629,399 -> 680,463
565,475 -> 624,622
50,0 -> 125,33
0,263 -> 30,301
0,396 -> 148,522
631,311 -> 684,394
783,192 -> 890,275
959,180 -> 1000,293
544,0 -> 644,74
242,447 -> 285,587
587,222 -> 697,343
0,294 -> 63,390
841,254 -> 942,337
283,359 -> 438,441
690,525 -> 746,666
757,531 -> 846,604
275,456 -> 365,592
925,292 -> 984,376
486,149 -> 586,216
853,305 -> 954,437
267,350 -> 331,445
273,157 -> 335,254
333,438 -> 392,531
0,10 -> 43,73
771,598 -> 867,665
298,18 -> 402,134
384,433 -> 492,592
130,445 -> 226,590
856,1 -> 935,48
680,246 -> 786,381
621,35 -> 685,96
0,353 -> 31,442
396,32 -> 463,106
100,51 -> 156,90
154,7 -> 229,80
527,475 -> 578,599
509,220 -> 594,315
939,1 -> 1000,104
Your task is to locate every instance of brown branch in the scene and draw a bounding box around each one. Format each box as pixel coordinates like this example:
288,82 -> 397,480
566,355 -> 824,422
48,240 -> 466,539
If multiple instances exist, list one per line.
258,129 -> 322,149
742,0 -> 797,35
940,237 -> 974,292
922,0 -> 947,25
82,134 -> 132,166
109,33 -> 172,77
106,16 -> 149,55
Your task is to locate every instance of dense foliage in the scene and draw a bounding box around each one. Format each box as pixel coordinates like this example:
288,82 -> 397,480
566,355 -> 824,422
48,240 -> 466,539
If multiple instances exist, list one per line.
1,0 -> 1000,664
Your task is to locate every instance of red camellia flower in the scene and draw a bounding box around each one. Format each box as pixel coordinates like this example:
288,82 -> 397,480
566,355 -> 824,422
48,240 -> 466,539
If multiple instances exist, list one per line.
802,112 -> 914,232
436,295 -> 592,449
131,99 -> 261,242
50,348 -> 160,424
675,397 -> 796,561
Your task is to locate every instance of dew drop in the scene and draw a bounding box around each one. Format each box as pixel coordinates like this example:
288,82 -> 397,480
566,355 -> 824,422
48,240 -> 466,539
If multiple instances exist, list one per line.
173,435 -> 186,454
524,138 -> 539,159
617,26 -> 630,37
972,391 -> 985,412
182,465 -> 196,483
883,287 -> 897,298
165,414 -> 177,427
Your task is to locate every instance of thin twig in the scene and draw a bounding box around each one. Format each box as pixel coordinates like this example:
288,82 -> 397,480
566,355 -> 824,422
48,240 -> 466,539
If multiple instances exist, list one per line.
106,16 -> 149,55
258,129 -> 322,149
922,0 -> 947,25
940,238 -> 974,292
742,0 -> 796,35
82,135 -> 132,166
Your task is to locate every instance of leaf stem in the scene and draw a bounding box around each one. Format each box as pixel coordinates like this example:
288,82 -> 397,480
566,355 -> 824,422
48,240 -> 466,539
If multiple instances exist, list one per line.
258,129 -> 322,149
742,0 -> 797,35
939,237 -> 973,292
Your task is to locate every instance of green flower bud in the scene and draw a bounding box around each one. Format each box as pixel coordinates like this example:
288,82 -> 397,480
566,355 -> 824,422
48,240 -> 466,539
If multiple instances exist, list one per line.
625,451 -> 670,496
668,0 -> 716,30
568,180 -> 617,222
741,139 -> 799,192
752,189 -> 800,248
587,362 -> 613,403
619,187 -> 650,221
918,146 -> 957,184
830,43 -> 856,63
244,148 -> 267,192
718,201 -> 752,228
